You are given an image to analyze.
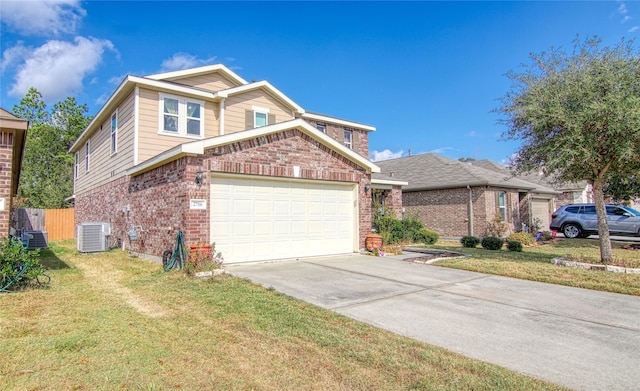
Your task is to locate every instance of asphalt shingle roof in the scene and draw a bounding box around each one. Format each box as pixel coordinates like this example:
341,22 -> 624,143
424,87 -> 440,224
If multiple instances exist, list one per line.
373,153 -> 558,193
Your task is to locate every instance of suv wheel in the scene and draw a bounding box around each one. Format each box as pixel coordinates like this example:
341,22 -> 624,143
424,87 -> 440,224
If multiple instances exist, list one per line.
563,223 -> 582,239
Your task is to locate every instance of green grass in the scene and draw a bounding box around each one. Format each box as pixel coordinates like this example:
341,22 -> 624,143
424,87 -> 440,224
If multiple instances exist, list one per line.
427,238 -> 640,296
0,240 -> 565,390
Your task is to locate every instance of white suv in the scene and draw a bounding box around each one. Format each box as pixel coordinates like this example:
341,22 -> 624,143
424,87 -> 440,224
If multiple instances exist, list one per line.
550,204 -> 640,238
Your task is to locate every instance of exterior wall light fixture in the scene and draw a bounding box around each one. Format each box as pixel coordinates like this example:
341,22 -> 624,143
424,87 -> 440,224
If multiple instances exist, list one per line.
195,168 -> 204,187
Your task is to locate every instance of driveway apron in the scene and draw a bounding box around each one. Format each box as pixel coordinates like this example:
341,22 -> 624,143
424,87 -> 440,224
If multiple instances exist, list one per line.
227,254 -> 640,391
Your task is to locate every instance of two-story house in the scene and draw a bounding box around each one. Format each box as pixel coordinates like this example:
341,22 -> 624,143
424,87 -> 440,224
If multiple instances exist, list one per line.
69,64 -> 381,263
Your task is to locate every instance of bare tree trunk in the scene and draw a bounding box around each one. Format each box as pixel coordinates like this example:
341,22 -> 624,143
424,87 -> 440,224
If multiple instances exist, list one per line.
593,178 -> 613,263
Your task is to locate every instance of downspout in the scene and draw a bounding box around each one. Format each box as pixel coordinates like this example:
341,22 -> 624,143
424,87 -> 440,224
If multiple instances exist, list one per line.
219,97 -> 225,135
467,185 -> 474,236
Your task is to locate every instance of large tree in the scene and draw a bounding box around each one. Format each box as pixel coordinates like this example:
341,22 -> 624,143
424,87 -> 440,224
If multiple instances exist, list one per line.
497,37 -> 640,262
13,88 -> 91,209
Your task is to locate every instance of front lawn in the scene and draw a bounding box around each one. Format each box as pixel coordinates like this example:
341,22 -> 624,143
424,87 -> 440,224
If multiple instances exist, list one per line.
0,240 -> 565,390
427,238 -> 640,296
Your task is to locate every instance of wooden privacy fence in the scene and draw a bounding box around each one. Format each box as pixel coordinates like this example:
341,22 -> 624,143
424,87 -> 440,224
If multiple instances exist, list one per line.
15,208 -> 75,241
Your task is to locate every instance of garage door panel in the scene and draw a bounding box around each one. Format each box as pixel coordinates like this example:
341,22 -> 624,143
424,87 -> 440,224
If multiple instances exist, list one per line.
211,175 -> 356,263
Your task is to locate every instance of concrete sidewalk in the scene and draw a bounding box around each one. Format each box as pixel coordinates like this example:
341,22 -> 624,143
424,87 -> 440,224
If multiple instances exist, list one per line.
227,254 -> 640,391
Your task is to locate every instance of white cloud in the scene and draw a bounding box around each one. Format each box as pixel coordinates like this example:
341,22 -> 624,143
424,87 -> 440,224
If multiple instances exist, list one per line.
427,147 -> 453,154
0,0 -> 86,36
0,41 -> 29,72
370,149 -> 403,162
7,36 -> 115,102
629,26 -> 640,33
160,53 -> 218,72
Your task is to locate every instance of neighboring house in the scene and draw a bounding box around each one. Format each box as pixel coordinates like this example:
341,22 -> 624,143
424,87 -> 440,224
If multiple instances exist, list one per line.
373,153 -> 559,237
0,108 -> 28,238
69,64 -> 380,263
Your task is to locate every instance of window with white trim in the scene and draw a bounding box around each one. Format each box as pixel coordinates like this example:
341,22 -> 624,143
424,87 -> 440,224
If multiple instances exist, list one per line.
74,152 -> 79,179
316,123 -> 326,133
344,129 -> 353,149
159,93 -> 204,137
85,141 -> 90,172
498,191 -> 507,221
111,111 -> 117,154
252,105 -> 270,128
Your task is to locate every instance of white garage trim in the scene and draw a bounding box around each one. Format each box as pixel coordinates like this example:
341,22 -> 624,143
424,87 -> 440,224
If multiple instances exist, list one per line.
210,173 -> 358,263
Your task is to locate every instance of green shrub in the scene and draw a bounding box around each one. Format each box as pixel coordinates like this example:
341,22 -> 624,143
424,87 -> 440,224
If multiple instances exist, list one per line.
373,208 -> 428,245
481,236 -> 504,250
416,228 -> 439,245
540,231 -> 553,241
460,236 -> 481,248
0,237 -> 45,291
506,232 -> 535,245
506,241 -> 523,252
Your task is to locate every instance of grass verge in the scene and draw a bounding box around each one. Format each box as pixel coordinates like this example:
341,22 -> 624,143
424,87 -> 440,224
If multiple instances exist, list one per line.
0,240 -> 566,390
428,239 -> 640,296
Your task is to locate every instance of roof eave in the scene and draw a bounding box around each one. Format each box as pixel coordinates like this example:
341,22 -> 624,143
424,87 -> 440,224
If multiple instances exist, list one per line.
301,112 -> 376,132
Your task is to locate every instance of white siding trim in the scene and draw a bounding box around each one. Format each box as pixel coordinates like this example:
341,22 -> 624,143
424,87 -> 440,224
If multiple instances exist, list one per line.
302,112 -> 376,131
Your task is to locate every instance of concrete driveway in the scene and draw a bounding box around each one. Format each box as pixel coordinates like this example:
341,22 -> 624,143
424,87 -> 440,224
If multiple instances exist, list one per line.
227,254 -> 640,391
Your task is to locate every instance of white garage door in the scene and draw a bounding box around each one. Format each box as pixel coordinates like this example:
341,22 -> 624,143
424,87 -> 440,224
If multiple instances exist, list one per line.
210,174 -> 357,263
532,198 -> 552,231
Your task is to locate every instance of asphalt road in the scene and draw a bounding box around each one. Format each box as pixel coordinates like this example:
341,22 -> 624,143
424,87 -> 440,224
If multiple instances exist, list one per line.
228,254 -> 640,391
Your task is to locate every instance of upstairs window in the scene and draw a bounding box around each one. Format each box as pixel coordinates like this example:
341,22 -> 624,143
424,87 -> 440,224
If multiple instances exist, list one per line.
344,129 -> 353,149
74,152 -> 79,179
160,93 -> 204,137
253,105 -> 270,128
111,111 -> 118,154
316,123 -> 326,133
85,141 -> 90,172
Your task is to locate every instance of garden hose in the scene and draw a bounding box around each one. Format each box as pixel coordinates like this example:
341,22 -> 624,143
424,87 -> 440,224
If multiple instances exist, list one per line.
163,231 -> 187,272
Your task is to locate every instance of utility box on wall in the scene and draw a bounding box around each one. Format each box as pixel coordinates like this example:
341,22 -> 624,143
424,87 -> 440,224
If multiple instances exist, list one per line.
77,222 -> 111,252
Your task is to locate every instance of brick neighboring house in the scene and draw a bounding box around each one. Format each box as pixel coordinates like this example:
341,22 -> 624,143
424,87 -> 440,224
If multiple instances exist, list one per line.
69,64 -> 381,263
373,153 -> 559,237
0,108 -> 28,238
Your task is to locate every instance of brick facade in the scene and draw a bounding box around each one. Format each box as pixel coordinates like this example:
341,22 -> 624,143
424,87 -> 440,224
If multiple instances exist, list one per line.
75,129 -> 373,258
403,186 -> 524,237
0,132 -> 13,237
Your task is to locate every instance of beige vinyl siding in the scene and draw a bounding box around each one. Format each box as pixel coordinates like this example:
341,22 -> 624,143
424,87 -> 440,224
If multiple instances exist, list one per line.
164,73 -> 240,92
136,87 -> 219,164
224,89 -> 294,134
74,92 -> 136,194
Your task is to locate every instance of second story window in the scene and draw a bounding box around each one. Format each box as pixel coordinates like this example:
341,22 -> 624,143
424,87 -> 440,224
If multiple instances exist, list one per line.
344,129 -> 352,149
74,152 -> 79,179
316,123 -> 326,133
111,111 -> 118,154
85,141 -> 90,172
253,106 -> 270,128
160,93 -> 204,137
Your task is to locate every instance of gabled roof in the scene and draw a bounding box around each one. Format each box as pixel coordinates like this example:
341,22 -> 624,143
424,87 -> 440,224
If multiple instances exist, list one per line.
146,63 -> 248,85
373,153 -> 558,193
215,80 -> 305,115
471,160 -> 585,193
127,118 -> 380,176
70,64 -> 373,153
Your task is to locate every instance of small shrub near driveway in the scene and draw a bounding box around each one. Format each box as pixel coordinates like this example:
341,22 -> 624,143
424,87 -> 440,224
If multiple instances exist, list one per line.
461,236 -> 481,248
481,236 -> 504,250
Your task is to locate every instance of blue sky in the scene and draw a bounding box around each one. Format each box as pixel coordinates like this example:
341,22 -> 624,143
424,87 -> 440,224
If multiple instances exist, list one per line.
1,1 -> 638,163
